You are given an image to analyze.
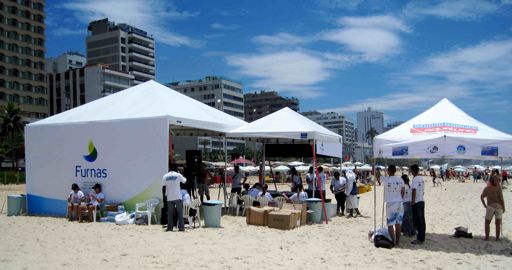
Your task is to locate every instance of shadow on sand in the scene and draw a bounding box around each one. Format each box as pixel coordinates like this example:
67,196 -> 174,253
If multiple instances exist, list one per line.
399,232 -> 512,257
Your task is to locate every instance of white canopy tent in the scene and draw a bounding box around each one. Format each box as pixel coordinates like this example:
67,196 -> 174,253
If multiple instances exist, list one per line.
25,80 -> 246,216
228,107 -> 343,224
373,98 -> 512,160
371,98 -> 512,232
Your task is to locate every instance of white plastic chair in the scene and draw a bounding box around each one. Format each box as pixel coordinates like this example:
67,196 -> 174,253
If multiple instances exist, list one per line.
241,195 -> 254,216
228,193 -> 241,216
257,196 -> 271,207
273,196 -> 287,209
135,198 -> 160,225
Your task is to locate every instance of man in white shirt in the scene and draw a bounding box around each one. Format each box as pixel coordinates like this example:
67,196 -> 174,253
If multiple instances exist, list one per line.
410,164 -> 426,244
163,164 -> 187,232
230,165 -> 247,195
315,166 -> 326,199
330,171 -> 347,216
379,165 -> 405,247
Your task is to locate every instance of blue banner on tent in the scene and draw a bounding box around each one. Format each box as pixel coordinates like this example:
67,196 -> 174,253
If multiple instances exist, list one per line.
481,146 -> 498,156
392,146 -> 408,156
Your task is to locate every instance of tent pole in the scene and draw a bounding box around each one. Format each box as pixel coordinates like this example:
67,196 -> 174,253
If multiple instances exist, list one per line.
373,157 -> 377,233
261,141 -> 266,185
168,126 -> 173,163
223,137 -> 228,207
312,140 -> 328,224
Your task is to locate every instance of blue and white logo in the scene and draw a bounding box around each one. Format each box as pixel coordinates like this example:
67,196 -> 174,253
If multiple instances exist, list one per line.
456,145 -> 466,155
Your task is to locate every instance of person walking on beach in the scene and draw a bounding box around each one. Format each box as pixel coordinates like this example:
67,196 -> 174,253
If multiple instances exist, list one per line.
330,171 -> 347,216
431,168 -> 440,187
481,175 -> 505,241
379,165 -> 405,247
290,167 -> 302,192
345,170 -> 361,218
411,164 -> 426,244
163,163 -> 187,232
306,166 -> 315,198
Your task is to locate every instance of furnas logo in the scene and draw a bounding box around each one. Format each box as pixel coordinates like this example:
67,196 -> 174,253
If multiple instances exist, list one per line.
76,139 -> 108,179
83,139 -> 98,162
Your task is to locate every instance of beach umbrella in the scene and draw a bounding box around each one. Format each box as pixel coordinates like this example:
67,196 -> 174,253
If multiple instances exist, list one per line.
342,161 -> 353,166
492,165 -> 502,170
288,161 -> 304,166
296,165 -> 310,172
274,165 -> 291,172
354,161 -> 363,166
402,166 -> 408,170
230,157 -> 254,165
454,167 -> 466,172
359,164 -> 373,171
430,165 -> 440,170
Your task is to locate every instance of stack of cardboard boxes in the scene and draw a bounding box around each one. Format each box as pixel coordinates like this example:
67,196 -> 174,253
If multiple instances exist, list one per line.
246,203 -> 308,230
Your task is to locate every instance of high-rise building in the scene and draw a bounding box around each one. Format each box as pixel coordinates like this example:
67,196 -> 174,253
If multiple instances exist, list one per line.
302,111 -> 356,159
384,121 -> 405,132
167,76 -> 245,154
356,107 -> 384,144
244,90 -> 299,122
47,63 -> 134,115
86,18 -> 155,84
45,51 -> 85,73
0,0 -> 47,120
167,76 -> 245,119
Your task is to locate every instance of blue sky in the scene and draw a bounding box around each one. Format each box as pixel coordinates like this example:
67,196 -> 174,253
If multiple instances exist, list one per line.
46,0 -> 512,132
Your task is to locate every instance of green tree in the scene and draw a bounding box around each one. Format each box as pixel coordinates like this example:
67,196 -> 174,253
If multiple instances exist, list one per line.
366,127 -> 379,145
0,103 -> 25,170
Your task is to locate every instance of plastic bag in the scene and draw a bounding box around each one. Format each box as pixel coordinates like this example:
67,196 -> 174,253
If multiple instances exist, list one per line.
115,212 -> 135,225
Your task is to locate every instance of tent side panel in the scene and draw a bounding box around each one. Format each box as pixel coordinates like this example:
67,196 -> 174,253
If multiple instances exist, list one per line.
25,117 -> 169,216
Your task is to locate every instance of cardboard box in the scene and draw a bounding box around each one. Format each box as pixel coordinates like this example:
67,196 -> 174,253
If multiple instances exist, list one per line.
246,206 -> 275,226
282,203 -> 307,226
268,210 -> 297,230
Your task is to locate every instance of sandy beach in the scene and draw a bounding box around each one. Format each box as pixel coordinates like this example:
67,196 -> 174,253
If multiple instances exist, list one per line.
1,179 -> 511,270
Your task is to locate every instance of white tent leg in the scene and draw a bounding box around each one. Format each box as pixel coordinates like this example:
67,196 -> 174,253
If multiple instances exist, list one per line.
223,137 -> 228,207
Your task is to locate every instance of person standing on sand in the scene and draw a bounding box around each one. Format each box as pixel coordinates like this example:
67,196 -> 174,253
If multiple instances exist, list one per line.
411,164 -> 426,244
379,165 -> 405,247
330,171 -> 347,216
163,163 -> 187,232
481,175 -> 505,241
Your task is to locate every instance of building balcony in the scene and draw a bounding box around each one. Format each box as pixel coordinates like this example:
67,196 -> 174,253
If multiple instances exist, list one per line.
129,60 -> 155,71
128,51 -> 154,62
128,32 -> 154,45
130,70 -> 155,80
128,42 -> 154,54
103,80 -> 131,89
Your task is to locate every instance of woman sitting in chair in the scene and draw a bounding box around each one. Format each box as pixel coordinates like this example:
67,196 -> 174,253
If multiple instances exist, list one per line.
67,183 -> 84,221
78,183 -> 105,222
257,184 -> 273,200
285,184 -> 308,203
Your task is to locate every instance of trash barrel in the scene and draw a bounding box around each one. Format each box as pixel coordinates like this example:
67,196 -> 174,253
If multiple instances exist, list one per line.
321,199 -> 332,221
306,198 -> 322,223
7,194 -> 26,216
202,200 -> 223,228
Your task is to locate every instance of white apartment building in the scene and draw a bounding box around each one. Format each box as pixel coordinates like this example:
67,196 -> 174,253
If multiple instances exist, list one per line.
45,52 -> 86,73
86,18 -> 155,84
356,107 -> 384,144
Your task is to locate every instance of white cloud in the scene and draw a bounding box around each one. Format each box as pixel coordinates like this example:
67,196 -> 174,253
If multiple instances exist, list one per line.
225,51 -> 335,98
322,38 -> 512,114
315,0 -> 364,10
252,33 -> 310,46
320,15 -> 410,61
62,0 -> 202,47
404,0 -> 500,20
210,23 -> 240,30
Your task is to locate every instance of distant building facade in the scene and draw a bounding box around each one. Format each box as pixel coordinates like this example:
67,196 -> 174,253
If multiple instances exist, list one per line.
356,107 -> 384,144
384,121 -> 405,132
167,76 -> 245,119
244,90 -> 299,122
87,18 -> 155,84
0,0 -> 48,120
45,52 -> 85,73
47,63 -> 133,115
302,111 -> 356,159
167,76 -> 245,154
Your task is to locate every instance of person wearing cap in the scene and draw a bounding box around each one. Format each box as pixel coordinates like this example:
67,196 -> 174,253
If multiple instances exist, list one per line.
67,183 -> 84,221
78,183 -> 105,222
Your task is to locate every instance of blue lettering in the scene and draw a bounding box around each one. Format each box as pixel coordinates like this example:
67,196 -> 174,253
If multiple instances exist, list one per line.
75,165 -> 108,179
